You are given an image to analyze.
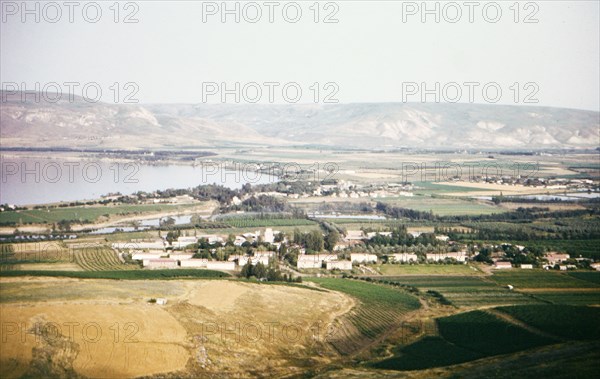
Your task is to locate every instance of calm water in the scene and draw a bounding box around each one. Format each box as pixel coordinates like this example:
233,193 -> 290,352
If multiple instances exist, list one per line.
1,157 -> 277,205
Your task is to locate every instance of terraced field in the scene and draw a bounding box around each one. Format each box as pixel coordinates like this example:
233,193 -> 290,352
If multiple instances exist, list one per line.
308,278 -> 421,355
489,271 -> 600,306
73,246 -> 133,271
381,275 -> 540,307
490,271 -> 600,288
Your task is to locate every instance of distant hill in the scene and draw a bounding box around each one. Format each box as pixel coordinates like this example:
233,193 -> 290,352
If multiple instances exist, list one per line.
1,92 -> 598,150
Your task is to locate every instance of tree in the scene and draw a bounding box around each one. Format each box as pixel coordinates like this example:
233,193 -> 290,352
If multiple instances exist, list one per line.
253,262 -> 267,279
160,216 -> 176,228
324,230 -> 340,251
57,219 -> 72,231
306,230 -> 324,252
240,262 -> 253,278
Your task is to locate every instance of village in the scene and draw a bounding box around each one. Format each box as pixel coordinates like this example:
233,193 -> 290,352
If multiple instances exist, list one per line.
111,227 -> 597,274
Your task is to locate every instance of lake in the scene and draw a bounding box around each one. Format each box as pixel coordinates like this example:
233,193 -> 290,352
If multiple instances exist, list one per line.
0,157 -> 277,205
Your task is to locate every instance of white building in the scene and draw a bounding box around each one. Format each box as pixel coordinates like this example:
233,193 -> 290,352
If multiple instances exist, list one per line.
297,256 -> 323,269
239,255 -> 271,266
144,259 -> 178,269
495,261 -> 513,269
326,260 -> 353,270
206,261 -> 235,270
389,253 -> 418,263
351,253 -> 378,264
366,232 -> 392,239
520,264 -> 533,269
178,236 -> 198,244
296,254 -> 337,269
132,253 -> 165,260
545,253 -> 570,266
198,235 -> 223,244
180,259 -> 208,268
263,228 -> 275,243
345,230 -> 366,241
171,253 -> 194,261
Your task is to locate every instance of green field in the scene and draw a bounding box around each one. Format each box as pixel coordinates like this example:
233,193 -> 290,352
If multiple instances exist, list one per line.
377,263 -> 481,276
568,272 -> 600,284
308,278 -> 421,354
223,218 -> 316,228
490,271 -> 600,288
413,181 -> 496,194
497,305 -> 600,340
377,195 -> 503,216
438,310 -> 557,355
374,309 -> 558,371
531,292 -> 600,306
381,275 -> 539,307
0,269 -> 230,280
0,203 -> 201,224
372,336 -> 482,370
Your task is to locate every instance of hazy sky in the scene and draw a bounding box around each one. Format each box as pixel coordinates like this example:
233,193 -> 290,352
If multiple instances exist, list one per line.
1,0 -> 599,110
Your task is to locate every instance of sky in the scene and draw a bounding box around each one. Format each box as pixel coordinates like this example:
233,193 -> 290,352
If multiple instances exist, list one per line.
1,0 -> 599,110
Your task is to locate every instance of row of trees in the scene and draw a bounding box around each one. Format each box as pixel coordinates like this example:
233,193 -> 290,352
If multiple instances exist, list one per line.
239,261 -> 302,282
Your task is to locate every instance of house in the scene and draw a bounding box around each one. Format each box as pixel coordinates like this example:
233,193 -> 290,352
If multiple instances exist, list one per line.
234,236 -> 247,246
132,252 -> 165,260
177,236 -> 198,244
198,234 -> 223,244
435,235 -> 450,242
494,261 -> 512,269
326,260 -> 353,270
297,256 -> 323,269
245,255 -> 271,266
591,263 -> 600,271
345,230 -> 366,241
297,254 -> 336,269
389,253 -> 418,263
263,228 -> 275,243
520,264 -> 533,269
426,252 -> 467,262
333,240 -> 363,251
408,231 -> 422,238
156,298 -> 167,305
545,252 -> 570,266
206,261 -> 235,270
144,259 -> 178,269
366,232 -> 392,239
559,265 -> 568,271
171,253 -> 194,261
171,237 -> 199,249
180,259 -> 208,268
351,253 -> 378,264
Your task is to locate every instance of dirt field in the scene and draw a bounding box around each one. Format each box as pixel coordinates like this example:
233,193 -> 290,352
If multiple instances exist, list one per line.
0,277 -> 354,378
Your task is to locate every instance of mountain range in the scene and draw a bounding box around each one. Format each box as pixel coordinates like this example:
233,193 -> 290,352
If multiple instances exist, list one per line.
1,92 -> 598,150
